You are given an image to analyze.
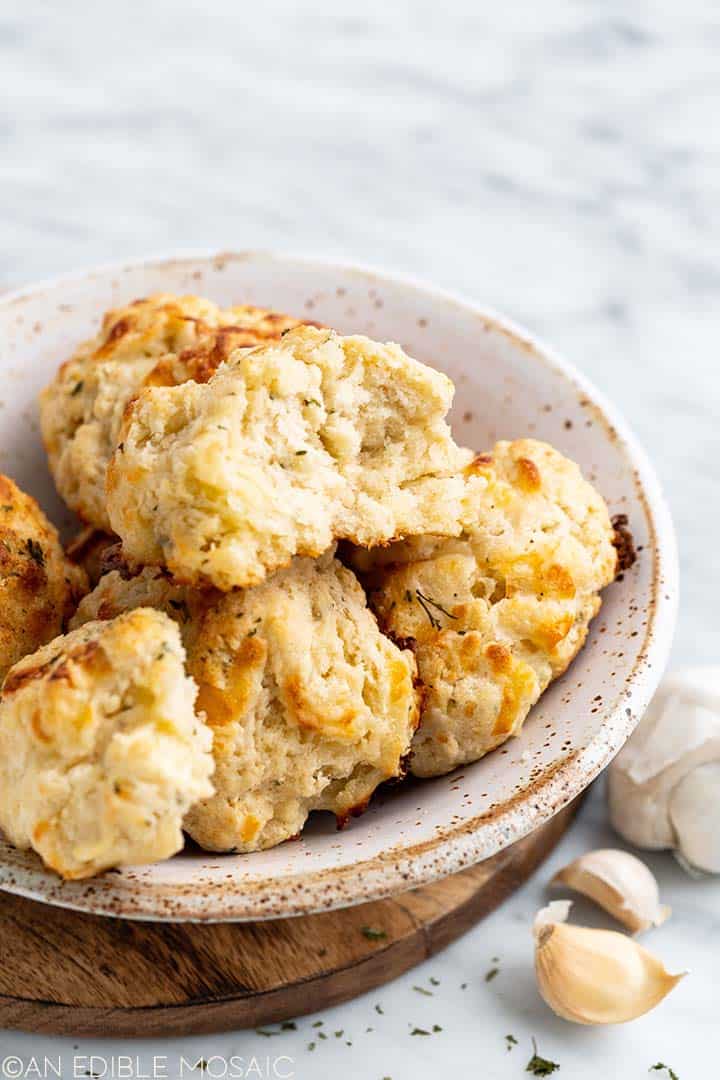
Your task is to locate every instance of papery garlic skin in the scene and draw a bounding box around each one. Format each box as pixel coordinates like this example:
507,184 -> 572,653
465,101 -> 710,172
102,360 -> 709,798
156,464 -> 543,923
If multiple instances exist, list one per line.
608,667 -> 720,873
534,899 -> 572,935
552,849 -> 670,933
533,902 -> 684,1025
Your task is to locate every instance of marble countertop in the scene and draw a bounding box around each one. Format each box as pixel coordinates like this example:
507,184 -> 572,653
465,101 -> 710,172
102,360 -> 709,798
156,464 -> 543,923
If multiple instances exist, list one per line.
1,0 -> 718,1076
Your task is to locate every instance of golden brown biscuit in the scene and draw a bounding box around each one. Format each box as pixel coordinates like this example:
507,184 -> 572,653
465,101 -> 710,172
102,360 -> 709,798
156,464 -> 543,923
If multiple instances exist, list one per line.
0,608 -> 214,879
106,326 -> 474,591
40,293 -> 312,531
0,474 -> 87,681
350,440 -> 618,777
72,552 -> 419,852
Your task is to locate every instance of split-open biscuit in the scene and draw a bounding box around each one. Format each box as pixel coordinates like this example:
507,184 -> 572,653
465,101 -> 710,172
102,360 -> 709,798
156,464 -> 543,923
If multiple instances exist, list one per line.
107,326 -> 473,590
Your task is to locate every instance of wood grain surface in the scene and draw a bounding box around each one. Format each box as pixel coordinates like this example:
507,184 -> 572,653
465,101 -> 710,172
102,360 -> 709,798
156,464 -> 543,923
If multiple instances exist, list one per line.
0,799 -> 579,1037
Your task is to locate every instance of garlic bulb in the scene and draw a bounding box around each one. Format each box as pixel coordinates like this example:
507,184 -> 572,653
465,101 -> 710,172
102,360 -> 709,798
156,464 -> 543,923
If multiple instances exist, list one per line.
608,667 -> 720,873
533,902 -> 684,1025
552,849 -> 670,933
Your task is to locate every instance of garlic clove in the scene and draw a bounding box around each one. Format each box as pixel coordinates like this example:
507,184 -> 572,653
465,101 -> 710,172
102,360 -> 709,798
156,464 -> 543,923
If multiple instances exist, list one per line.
608,666 -> 720,864
533,902 -> 685,1025
552,848 -> 670,933
668,761 -> 720,874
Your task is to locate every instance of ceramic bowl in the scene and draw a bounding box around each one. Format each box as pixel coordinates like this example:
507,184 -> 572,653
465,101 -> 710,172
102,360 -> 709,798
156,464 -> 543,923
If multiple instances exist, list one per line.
0,252 -> 677,921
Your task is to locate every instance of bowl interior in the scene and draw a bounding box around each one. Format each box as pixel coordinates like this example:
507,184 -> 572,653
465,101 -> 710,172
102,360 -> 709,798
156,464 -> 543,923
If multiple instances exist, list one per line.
0,253 -> 676,920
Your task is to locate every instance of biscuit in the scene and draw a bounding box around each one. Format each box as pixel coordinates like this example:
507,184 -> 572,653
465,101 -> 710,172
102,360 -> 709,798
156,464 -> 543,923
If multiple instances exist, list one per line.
106,326 -> 473,591
0,608 -> 213,879
0,474 -> 87,681
350,440 -> 618,777
72,552 -> 419,852
40,293 -> 311,531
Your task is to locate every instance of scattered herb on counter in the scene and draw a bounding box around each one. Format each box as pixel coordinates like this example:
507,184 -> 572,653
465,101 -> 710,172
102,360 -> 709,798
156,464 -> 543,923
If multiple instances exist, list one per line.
526,1039 -> 560,1076
432,1024 -> 442,1033
506,1034 -> 518,1051
413,985 -> 433,996
650,1066 -> 678,1080
192,1063 -> 208,1072
375,1003 -> 384,1014
485,966 -> 499,982
361,926 -> 387,940
256,1021 -> 298,1035
460,982 -> 467,990
429,976 -> 440,986
318,1032 -> 327,1040
312,1020 -> 323,1027
410,1027 -> 430,1036
334,1030 -> 344,1039
307,1042 -> 315,1052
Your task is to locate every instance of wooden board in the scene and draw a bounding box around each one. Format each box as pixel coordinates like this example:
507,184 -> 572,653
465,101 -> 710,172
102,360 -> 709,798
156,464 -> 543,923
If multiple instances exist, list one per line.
0,799 -> 580,1037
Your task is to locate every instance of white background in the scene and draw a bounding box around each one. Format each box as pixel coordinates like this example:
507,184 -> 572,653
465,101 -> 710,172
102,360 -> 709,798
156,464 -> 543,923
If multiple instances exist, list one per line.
1,1 -> 719,1076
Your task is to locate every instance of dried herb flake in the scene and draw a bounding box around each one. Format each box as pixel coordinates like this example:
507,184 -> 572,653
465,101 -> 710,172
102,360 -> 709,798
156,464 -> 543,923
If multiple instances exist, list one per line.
361,926 -> 387,940
526,1039 -> 560,1076
26,538 -> 45,566
414,589 -> 458,630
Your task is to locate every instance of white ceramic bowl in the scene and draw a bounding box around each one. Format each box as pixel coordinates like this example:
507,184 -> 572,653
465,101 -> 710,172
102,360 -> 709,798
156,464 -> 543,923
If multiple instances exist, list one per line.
0,252 -> 677,921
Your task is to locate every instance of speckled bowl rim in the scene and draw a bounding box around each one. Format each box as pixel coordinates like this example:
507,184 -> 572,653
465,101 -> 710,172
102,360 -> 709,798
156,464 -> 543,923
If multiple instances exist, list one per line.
0,251 -> 678,922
